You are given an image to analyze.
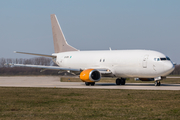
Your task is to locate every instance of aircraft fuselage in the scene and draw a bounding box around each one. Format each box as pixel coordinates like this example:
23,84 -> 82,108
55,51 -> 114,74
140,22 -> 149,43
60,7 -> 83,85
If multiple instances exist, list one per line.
53,50 -> 174,78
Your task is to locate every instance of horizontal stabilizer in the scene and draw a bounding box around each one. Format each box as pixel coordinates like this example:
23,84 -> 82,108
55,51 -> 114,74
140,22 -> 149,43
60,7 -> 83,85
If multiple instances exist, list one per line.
14,51 -> 56,58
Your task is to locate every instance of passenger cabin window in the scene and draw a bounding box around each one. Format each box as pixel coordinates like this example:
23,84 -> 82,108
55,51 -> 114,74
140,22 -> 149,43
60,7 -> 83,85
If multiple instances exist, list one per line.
100,59 -> 106,62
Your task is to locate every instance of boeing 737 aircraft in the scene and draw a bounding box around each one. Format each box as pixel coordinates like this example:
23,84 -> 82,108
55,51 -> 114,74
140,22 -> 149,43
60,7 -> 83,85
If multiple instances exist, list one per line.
11,14 -> 175,86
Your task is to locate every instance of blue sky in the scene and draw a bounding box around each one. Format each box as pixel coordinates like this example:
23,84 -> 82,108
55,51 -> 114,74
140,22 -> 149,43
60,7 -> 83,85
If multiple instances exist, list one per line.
0,0 -> 180,63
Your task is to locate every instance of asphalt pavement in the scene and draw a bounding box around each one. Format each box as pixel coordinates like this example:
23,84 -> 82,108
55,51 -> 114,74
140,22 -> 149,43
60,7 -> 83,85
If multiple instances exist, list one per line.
0,76 -> 180,90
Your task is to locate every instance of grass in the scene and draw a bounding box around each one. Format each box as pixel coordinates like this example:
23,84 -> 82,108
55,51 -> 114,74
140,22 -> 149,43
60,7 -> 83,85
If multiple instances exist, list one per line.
61,77 -> 180,84
0,88 -> 180,120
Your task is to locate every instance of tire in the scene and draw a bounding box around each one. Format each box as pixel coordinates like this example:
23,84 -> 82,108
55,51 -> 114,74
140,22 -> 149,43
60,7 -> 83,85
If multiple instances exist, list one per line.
157,81 -> 161,86
116,79 -> 121,85
90,82 -> 95,86
121,79 -> 125,85
85,82 -> 90,86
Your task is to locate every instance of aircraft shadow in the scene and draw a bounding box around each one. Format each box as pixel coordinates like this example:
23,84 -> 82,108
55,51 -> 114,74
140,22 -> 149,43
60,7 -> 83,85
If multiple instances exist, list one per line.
93,83 -> 180,87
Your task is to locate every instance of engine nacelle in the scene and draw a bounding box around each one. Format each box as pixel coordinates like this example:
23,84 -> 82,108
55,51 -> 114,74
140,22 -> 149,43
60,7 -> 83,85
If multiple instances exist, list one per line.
80,69 -> 101,82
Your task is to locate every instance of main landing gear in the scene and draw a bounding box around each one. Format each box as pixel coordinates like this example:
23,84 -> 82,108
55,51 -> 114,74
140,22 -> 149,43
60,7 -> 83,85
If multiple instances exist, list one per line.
85,82 -> 95,86
116,78 -> 126,85
155,81 -> 161,86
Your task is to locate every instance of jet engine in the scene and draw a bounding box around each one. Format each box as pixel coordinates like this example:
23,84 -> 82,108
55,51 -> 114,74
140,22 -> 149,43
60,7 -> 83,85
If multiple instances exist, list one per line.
80,69 -> 101,82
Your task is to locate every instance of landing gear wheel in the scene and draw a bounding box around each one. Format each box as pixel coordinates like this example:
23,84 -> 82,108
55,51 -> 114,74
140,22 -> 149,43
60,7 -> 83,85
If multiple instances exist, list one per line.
155,81 -> 161,86
116,78 -> 126,85
157,81 -> 161,86
121,78 -> 126,85
85,82 -> 90,86
90,82 -> 95,86
116,78 -> 121,85
85,82 -> 95,86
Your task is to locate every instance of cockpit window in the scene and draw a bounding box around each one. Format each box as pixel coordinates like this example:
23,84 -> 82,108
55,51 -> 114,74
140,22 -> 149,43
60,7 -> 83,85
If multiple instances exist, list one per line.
160,57 -> 171,61
160,58 -> 166,61
154,58 -> 160,61
154,57 -> 171,61
166,56 -> 171,60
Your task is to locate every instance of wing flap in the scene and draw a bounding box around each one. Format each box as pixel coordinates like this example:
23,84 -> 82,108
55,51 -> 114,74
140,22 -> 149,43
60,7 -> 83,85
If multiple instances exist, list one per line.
84,67 -> 112,74
99,71 -> 112,74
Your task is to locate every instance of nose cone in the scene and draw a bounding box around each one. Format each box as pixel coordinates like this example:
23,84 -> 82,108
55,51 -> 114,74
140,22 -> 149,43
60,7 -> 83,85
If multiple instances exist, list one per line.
163,62 -> 175,75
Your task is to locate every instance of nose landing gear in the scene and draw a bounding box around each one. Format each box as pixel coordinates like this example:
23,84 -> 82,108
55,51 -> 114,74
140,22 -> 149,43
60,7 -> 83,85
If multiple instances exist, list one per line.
155,81 -> 161,86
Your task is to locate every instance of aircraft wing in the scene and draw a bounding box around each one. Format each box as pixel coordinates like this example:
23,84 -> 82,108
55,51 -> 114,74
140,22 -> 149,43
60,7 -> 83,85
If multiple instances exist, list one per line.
13,52 -> 112,74
9,63 -> 81,72
8,63 -> 112,76
94,69 -> 112,74
82,67 -> 112,75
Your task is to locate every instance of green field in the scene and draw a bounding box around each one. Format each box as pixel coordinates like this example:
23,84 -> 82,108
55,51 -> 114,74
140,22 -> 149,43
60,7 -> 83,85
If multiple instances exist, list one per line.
0,87 -> 180,120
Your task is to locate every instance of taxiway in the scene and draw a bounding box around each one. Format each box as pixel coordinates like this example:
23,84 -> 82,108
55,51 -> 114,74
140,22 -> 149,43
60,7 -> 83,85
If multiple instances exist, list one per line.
0,76 -> 180,90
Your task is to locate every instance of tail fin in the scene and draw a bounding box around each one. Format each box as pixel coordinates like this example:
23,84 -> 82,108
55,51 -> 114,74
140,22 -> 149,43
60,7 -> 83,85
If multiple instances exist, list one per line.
51,14 -> 78,53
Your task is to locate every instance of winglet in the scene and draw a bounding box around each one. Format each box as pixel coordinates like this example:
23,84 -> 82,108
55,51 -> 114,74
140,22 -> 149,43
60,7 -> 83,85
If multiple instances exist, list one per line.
51,14 -> 78,53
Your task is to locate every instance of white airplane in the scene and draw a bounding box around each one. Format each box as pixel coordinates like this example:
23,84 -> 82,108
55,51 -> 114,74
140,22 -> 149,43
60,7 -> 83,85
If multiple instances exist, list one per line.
11,14 -> 175,86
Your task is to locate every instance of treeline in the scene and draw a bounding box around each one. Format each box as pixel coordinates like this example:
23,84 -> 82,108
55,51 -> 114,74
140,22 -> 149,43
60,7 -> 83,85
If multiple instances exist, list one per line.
0,57 -> 180,75
0,57 -> 55,67
172,64 -> 180,75
0,57 -> 59,75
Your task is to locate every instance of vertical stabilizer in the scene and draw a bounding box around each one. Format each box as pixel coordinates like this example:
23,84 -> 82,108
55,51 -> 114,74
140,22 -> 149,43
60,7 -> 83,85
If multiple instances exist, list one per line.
51,14 -> 78,53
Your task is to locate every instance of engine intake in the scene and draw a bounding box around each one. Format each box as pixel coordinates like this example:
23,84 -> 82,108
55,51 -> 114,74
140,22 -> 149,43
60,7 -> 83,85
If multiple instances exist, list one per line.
80,69 -> 101,82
